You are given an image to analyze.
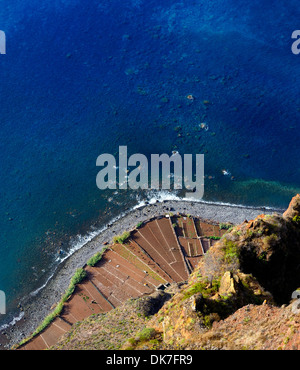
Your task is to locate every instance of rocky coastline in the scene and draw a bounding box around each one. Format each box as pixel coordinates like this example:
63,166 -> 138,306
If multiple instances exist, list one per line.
0,199 -> 283,349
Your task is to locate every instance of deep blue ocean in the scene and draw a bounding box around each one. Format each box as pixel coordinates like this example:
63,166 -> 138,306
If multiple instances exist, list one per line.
1,0 -> 300,323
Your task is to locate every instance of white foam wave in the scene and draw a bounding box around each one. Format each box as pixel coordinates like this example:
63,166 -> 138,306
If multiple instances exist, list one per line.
26,205 -> 141,299
0,311 -> 24,332
142,189 -> 281,211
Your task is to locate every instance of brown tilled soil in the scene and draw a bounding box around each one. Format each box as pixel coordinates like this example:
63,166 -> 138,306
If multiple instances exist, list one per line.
18,215 -> 223,350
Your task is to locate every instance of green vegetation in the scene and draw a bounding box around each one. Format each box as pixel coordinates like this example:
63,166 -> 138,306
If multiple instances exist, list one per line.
16,268 -> 87,348
292,215 -> 300,225
222,239 -> 239,265
37,268 -> 87,330
203,313 -> 221,329
262,233 -> 278,248
138,327 -> 157,341
205,235 -> 221,240
70,268 -> 87,286
219,223 -> 232,230
136,221 -> 143,229
113,231 -> 131,244
258,251 -> 267,262
243,316 -> 251,324
125,327 -> 157,349
183,281 -> 207,299
219,222 -> 234,233
183,278 -> 220,300
87,247 -> 108,267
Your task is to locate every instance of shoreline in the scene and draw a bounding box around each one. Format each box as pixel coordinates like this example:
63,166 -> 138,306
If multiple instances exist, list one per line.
1,198 -> 284,349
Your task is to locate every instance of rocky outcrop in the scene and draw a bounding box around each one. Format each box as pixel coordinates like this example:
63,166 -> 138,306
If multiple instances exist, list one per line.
283,194 -> 300,221
197,206 -> 300,304
219,271 -> 238,295
201,302 -> 300,350
135,289 -> 173,317
131,199 -> 300,349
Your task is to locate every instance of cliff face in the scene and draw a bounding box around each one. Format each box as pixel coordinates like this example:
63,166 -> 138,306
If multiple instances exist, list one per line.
51,195 -> 300,350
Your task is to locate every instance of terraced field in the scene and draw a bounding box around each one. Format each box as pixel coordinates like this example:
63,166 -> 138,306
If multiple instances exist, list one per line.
19,214 -> 228,350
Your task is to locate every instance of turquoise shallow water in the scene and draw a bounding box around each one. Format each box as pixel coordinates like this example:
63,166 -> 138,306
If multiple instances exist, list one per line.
0,0 -> 300,321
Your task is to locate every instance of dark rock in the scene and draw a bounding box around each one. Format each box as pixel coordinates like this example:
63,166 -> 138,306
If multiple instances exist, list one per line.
136,290 -> 172,317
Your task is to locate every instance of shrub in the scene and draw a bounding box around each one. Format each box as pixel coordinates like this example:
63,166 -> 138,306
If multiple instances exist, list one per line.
293,215 -> 300,225
219,223 -> 232,230
87,247 -> 107,267
87,252 -> 103,267
183,278 -> 220,299
113,231 -> 131,244
137,327 -> 156,342
222,239 -> 239,266
262,233 -> 278,248
183,281 -> 207,299
70,268 -> 87,286
61,268 -> 87,303
124,327 -> 158,350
